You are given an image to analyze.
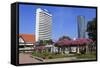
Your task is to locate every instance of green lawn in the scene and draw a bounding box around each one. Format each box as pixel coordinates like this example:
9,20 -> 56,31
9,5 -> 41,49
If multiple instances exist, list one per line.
32,51 -> 74,59
76,52 -> 96,59
32,51 -> 96,59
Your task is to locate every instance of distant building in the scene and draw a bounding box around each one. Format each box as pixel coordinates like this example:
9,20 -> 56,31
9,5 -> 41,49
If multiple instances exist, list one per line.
77,16 -> 86,38
35,8 -> 52,41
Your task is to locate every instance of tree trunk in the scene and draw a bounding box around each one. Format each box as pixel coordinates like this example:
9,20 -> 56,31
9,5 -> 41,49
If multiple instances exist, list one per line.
86,44 -> 89,54
58,47 -> 60,54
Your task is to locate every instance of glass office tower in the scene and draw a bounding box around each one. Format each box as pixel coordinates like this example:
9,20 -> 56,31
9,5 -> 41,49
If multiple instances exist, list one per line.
77,16 -> 86,38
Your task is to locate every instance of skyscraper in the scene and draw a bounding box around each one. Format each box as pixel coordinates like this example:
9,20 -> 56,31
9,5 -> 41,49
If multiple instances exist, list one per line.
77,16 -> 86,38
35,8 -> 52,41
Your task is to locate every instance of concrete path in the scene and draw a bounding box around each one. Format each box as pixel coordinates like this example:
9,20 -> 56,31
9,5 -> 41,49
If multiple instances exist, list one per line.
19,53 -> 42,64
44,57 -> 77,62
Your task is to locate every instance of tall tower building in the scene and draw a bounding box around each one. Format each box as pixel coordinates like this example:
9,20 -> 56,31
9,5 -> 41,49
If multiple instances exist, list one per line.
77,16 -> 86,38
35,8 -> 52,41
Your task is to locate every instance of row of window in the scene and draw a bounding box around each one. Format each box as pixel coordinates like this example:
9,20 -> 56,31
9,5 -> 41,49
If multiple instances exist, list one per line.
36,21 -> 51,26
39,19 -> 52,24
39,25 -> 52,30
38,29 -> 51,33
39,12 -> 52,17
39,32 -> 51,36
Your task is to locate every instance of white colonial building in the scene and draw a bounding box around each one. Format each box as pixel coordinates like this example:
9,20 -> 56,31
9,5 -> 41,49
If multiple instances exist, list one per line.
19,34 -> 35,52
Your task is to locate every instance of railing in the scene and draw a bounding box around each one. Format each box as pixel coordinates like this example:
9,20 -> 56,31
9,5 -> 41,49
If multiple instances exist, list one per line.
19,48 -> 34,51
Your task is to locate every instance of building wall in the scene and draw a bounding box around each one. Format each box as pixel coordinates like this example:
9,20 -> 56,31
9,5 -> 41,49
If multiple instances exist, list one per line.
36,8 -> 52,41
77,16 -> 86,38
19,37 -> 24,43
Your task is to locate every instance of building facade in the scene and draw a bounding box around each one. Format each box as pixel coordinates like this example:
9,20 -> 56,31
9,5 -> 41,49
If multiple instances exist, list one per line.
77,16 -> 86,38
35,8 -> 52,41
19,34 -> 35,52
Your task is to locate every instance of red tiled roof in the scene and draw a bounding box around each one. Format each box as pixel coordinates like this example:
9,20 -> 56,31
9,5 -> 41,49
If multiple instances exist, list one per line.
19,34 -> 35,43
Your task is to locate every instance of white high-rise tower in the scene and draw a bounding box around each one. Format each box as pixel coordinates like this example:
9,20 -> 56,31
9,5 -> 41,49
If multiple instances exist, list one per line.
35,8 -> 52,41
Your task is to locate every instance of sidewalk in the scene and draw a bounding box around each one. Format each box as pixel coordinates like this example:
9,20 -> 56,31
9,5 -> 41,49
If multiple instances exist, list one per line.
19,53 -> 42,64
44,57 -> 77,62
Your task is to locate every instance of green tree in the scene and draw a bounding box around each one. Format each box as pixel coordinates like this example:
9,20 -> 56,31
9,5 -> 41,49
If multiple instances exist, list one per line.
59,35 -> 71,41
39,39 -> 53,45
56,36 -> 71,54
47,39 -> 53,44
87,18 -> 97,41
39,40 -> 44,45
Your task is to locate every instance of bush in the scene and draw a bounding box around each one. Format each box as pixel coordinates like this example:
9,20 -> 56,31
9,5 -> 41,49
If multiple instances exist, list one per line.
32,51 -> 82,59
76,53 -> 96,59
80,50 -> 85,54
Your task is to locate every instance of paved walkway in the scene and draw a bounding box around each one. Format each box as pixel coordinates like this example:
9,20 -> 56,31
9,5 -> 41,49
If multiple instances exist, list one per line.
44,57 -> 77,62
19,53 -> 42,64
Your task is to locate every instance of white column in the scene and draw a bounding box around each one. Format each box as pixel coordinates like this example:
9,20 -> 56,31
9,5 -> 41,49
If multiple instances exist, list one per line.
77,45 -> 80,54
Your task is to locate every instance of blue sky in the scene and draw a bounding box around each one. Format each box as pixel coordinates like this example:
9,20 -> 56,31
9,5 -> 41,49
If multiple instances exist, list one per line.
19,4 -> 96,41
